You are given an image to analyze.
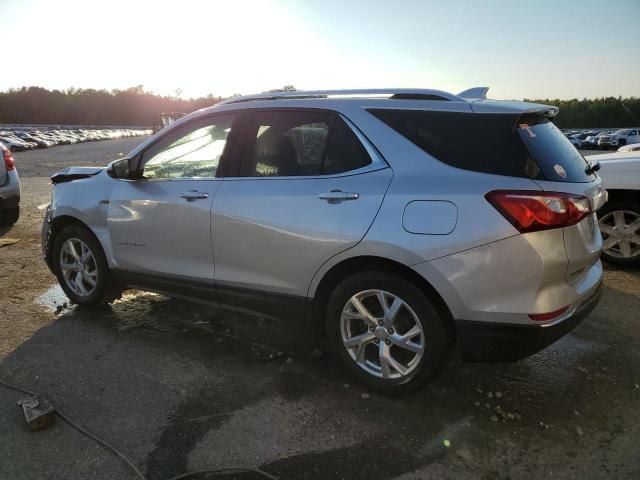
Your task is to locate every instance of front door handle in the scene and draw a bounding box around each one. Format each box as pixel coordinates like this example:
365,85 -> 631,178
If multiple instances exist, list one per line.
318,190 -> 360,203
180,190 -> 209,201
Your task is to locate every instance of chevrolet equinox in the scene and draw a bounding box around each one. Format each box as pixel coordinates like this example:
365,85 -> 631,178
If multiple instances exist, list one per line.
42,88 -> 605,394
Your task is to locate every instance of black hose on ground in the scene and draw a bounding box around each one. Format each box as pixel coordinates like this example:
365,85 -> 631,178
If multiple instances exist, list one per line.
0,377 -> 278,480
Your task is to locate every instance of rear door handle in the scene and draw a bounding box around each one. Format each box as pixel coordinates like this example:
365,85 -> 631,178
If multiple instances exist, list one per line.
318,190 -> 360,203
180,190 -> 209,201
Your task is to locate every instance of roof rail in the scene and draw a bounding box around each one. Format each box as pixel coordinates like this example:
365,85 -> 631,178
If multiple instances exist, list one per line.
218,88 -> 466,105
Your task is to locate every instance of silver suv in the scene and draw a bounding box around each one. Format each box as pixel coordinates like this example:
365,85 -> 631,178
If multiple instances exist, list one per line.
42,88 -> 605,394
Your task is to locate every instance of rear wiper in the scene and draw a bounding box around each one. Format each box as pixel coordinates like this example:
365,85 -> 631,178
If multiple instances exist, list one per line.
585,161 -> 601,175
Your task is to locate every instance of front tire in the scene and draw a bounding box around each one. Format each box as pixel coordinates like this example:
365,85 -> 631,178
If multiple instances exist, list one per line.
598,200 -> 640,267
0,206 -> 19,225
52,226 -> 116,307
325,271 -> 451,395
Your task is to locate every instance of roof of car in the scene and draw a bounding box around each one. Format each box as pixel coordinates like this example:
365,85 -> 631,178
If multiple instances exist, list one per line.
127,87 -> 557,158
203,87 -> 556,115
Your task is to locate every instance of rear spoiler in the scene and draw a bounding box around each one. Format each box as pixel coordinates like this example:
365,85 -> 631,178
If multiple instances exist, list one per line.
51,166 -> 104,184
458,87 -> 489,100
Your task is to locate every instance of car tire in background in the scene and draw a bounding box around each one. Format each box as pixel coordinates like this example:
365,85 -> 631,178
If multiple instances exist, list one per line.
0,206 -> 19,226
325,270 -> 451,395
52,225 -> 117,307
597,200 -> 640,267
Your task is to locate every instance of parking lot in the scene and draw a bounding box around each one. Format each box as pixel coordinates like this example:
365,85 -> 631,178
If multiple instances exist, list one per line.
1,138 -> 639,479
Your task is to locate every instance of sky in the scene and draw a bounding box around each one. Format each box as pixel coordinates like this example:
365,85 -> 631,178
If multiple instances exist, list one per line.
1,0 -> 639,100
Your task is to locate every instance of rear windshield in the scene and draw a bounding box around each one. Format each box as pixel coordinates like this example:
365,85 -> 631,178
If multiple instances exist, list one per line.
368,109 -> 595,182
512,114 -> 595,182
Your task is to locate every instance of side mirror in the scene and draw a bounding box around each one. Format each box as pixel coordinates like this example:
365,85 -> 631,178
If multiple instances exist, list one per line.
107,158 -> 131,179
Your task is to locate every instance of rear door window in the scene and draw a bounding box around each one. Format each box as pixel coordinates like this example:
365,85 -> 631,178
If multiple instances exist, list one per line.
239,110 -> 372,177
243,110 -> 332,177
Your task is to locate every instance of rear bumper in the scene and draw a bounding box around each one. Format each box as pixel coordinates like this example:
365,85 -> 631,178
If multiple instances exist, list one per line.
455,281 -> 602,362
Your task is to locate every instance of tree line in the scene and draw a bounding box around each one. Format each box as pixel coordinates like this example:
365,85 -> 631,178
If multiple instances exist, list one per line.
0,86 -> 223,126
0,86 -> 638,128
526,96 -> 639,128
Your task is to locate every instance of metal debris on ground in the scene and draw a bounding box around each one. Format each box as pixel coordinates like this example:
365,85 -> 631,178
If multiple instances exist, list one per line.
17,395 -> 56,431
361,393 -> 370,400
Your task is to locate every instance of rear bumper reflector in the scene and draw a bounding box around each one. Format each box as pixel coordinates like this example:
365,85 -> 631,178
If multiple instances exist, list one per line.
528,305 -> 570,322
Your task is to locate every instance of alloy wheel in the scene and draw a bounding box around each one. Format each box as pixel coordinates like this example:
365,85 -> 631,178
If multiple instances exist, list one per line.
599,210 -> 640,259
340,289 -> 425,379
59,238 -> 98,297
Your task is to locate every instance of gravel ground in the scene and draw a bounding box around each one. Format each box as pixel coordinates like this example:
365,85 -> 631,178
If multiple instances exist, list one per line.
0,139 -> 639,480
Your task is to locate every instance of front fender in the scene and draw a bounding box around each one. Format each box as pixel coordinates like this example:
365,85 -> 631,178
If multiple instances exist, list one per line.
47,172 -> 117,268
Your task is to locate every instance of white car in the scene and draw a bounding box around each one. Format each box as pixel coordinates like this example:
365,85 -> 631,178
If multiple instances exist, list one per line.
599,128 -> 640,149
590,151 -> 640,265
618,142 -> 640,152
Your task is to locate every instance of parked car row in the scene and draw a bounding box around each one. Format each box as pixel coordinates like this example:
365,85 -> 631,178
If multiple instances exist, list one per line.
564,128 -> 640,150
0,127 -> 152,152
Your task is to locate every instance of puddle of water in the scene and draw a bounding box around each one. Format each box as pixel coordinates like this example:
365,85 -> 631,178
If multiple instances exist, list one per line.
35,284 -> 68,312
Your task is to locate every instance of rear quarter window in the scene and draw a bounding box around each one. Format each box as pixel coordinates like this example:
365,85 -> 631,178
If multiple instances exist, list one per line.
368,109 -> 595,182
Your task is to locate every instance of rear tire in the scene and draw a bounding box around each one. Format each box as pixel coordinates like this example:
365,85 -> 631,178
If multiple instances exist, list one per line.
325,271 -> 451,395
597,200 -> 640,267
52,226 -> 117,307
0,206 -> 19,225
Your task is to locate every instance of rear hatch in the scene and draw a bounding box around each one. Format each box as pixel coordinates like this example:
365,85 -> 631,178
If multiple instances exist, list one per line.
480,111 -> 605,284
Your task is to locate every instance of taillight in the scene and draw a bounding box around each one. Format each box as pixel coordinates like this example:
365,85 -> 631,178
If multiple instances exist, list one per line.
485,190 -> 591,233
2,147 -> 15,171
